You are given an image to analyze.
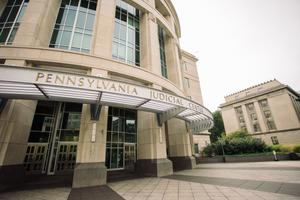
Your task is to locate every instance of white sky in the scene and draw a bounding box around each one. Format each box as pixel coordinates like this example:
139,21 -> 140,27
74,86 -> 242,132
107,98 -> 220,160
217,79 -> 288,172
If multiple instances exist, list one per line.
172,0 -> 300,112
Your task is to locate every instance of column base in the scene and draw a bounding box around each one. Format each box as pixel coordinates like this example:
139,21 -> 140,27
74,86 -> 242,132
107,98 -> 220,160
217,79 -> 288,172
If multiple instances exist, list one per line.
72,162 -> 107,188
169,156 -> 196,171
136,158 -> 173,177
0,164 -> 25,191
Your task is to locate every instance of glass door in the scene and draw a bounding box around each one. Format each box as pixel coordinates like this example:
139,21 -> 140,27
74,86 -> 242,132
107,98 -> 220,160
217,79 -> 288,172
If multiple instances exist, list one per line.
24,101 -> 82,175
124,143 -> 135,171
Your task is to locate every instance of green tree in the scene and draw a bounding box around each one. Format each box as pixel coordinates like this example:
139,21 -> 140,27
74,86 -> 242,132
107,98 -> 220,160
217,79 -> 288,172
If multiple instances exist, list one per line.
209,110 -> 225,143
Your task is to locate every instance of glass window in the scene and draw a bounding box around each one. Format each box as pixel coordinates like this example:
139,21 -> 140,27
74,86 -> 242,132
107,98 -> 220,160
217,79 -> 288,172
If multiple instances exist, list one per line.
112,0 -> 140,66
184,77 -> 190,88
158,25 -> 167,78
0,0 -> 29,45
49,0 -> 97,53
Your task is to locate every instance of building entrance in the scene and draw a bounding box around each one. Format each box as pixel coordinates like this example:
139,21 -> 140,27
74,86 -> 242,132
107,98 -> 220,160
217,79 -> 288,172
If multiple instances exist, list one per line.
105,107 -> 137,171
23,101 -> 82,175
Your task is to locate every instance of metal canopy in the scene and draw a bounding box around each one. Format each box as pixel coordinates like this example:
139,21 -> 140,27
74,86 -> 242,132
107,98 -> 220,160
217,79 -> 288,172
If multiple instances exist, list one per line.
0,65 -> 213,133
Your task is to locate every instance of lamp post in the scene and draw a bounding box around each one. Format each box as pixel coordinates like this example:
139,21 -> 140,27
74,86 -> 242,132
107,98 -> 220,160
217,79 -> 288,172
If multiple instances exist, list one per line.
220,140 -> 226,162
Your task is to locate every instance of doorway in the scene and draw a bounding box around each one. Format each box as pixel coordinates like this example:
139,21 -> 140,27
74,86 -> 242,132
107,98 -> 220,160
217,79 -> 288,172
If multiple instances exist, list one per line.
23,101 -> 82,175
105,107 -> 137,171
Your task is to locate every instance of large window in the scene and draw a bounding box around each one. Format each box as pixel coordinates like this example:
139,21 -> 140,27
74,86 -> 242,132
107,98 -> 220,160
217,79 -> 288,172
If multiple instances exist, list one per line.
49,0 -> 97,53
106,107 -> 137,170
158,25 -> 167,78
112,0 -> 140,66
0,0 -> 29,44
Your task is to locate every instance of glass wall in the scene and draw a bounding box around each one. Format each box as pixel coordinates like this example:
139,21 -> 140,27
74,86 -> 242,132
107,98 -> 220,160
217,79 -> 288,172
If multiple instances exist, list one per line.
49,0 -> 97,53
112,0 -> 140,66
158,25 -> 167,78
105,107 -> 137,170
0,0 -> 29,44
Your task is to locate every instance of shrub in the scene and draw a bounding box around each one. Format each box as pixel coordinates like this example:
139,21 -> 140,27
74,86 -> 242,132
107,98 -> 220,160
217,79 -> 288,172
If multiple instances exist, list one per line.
293,145 -> 300,153
203,144 -> 216,157
270,144 -> 300,153
203,131 -> 269,156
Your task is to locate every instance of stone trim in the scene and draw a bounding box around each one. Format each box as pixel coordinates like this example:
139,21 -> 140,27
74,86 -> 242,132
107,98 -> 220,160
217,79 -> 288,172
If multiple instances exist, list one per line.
0,164 -> 25,191
169,156 -> 196,171
136,158 -> 173,177
72,162 -> 107,188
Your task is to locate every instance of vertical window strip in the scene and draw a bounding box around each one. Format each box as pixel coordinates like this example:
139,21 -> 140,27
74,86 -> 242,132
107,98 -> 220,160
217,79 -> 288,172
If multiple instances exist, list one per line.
246,103 -> 261,132
49,0 -> 97,53
290,94 -> 300,122
112,0 -> 140,66
235,106 -> 247,132
158,25 -> 167,78
0,0 -> 29,45
259,99 -> 276,131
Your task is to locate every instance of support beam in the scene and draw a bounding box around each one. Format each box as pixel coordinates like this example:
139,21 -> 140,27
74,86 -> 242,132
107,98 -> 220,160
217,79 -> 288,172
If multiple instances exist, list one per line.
157,107 -> 186,126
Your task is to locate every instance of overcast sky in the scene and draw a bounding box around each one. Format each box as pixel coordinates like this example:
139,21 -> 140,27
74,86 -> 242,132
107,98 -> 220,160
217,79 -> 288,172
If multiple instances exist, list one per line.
172,0 -> 300,112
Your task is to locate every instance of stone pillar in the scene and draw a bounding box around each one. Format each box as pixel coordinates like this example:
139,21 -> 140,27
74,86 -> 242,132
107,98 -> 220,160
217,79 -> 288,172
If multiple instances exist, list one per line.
92,0 -> 116,57
140,13 -> 161,75
165,37 -> 184,90
72,69 -> 108,188
13,0 -> 60,47
136,85 -> 173,178
167,118 -> 196,171
0,99 -> 37,191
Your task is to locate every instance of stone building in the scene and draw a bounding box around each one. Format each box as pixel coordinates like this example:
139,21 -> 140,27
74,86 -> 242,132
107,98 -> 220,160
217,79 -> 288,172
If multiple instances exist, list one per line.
220,79 -> 300,145
181,50 -> 211,154
0,0 -> 213,192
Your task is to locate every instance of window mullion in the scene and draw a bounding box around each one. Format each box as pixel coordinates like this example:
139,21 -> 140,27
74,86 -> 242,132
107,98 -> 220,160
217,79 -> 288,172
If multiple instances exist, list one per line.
69,0 -> 81,50
5,0 -> 24,44
125,14 -> 129,63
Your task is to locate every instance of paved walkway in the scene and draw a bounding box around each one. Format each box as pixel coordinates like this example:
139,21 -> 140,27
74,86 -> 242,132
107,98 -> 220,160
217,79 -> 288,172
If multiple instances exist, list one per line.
0,161 -> 299,200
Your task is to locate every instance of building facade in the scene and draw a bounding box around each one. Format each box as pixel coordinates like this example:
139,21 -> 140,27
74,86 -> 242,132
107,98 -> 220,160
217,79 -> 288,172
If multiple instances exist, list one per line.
220,80 -> 300,145
0,0 -> 213,192
181,50 -> 211,154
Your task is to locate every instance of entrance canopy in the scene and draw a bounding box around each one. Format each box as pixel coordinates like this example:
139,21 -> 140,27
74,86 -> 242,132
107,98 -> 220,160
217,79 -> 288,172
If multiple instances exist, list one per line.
0,65 -> 213,133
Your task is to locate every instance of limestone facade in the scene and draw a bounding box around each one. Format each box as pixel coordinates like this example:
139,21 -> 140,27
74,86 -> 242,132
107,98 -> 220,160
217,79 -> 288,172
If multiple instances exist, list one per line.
0,0 -> 211,190
220,80 -> 300,145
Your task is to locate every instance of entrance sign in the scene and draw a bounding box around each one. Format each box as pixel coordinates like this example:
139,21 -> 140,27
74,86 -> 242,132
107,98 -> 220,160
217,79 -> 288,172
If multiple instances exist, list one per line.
0,65 -> 213,132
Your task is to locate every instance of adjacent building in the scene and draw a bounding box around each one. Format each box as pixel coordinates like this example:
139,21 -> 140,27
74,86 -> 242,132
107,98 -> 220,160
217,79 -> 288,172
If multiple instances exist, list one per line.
220,80 -> 300,145
0,0 -> 213,192
181,51 -> 211,154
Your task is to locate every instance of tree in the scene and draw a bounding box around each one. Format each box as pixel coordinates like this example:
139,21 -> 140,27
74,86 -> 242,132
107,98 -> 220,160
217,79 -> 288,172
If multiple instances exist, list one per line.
209,110 -> 225,143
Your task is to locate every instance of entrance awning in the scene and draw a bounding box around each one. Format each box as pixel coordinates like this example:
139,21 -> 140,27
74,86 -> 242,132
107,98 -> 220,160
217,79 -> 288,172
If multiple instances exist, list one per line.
0,65 -> 213,133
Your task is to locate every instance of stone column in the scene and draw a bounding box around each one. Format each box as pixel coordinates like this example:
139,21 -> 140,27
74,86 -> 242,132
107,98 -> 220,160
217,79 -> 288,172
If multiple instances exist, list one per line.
13,0 -> 60,47
167,118 -> 196,171
0,99 -> 37,191
140,12 -> 161,74
165,37 -> 184,90
136,111 -> 173,177
92,0 -> 116,57
72,69 -> 108,188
